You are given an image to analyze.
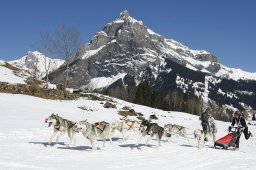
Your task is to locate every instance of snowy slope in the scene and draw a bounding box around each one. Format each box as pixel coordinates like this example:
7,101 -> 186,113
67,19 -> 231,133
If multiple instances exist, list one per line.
164,39 -> 256,81
84,73 -> 127,91
1,92 -> 256,170
0,60 -> 26,84
9,51 -> 64,79
216,65 -> 256,81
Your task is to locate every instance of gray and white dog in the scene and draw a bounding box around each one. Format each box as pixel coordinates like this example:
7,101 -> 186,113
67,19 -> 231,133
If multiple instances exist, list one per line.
164,124 -> 188,141
73,120 -> 113,151
194,129 -> 214,148
136,119 -> 165,147
45,113 -> 76,146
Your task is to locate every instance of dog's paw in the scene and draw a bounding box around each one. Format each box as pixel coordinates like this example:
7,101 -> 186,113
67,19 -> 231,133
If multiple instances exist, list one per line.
65,144 -> 71,148
48,142 -> 54,146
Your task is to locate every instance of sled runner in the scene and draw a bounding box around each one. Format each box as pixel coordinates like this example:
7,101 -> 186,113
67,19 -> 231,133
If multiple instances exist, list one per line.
214,126 -> 244,150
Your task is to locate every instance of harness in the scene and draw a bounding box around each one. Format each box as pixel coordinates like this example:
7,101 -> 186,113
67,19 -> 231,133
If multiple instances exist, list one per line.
54,117 -> 74,131
126,121 -> 136,130
95,121 -> 107,133
54,117 -> 61,131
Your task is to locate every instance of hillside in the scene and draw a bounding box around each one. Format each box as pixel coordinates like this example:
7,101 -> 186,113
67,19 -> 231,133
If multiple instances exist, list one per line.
0,60 -> 27,84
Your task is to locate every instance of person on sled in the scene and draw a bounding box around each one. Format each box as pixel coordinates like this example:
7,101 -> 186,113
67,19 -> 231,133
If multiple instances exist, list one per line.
230,110 -> 252,149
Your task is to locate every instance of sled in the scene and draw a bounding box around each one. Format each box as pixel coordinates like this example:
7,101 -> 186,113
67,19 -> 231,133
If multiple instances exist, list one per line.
214,126 -> 244,150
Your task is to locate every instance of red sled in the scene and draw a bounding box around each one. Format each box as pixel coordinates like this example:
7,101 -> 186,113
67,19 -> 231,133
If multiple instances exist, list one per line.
214,126 -> 244,150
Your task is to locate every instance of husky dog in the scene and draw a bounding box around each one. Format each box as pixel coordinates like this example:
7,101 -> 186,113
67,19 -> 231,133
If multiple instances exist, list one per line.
149,114 -> 158,121
45,113 -> 76,146
164,124 -> 188,141
194,129 -> 213,148
111,119 -> 138,142
136,119 -> 165,147
73,120 -> 112,150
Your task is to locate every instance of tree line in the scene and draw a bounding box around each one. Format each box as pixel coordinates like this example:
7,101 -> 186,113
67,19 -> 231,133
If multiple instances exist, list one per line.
134,83 -> 202,115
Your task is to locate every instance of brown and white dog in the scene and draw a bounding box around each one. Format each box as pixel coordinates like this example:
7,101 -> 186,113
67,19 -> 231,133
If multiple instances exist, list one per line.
111,119 -> 138,142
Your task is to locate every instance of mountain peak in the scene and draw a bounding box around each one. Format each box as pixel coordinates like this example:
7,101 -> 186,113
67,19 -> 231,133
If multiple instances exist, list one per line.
115,10 -> 141,24
119,10 -> 130,19
9,51 -> 64,79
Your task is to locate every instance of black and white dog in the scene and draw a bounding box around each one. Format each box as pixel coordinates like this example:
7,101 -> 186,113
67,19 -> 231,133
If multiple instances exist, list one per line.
136,119 -> 165,147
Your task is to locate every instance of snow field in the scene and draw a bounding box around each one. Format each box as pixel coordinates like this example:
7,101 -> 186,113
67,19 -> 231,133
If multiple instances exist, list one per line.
0,93 -> 256,170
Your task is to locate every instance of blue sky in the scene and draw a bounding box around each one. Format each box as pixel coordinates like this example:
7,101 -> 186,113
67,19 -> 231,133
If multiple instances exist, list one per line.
0,0 -> 255,72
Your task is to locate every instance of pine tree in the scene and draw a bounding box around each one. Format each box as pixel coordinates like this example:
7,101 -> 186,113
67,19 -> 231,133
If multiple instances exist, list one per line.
134,84 -> 144,105
252,113 -> 256,121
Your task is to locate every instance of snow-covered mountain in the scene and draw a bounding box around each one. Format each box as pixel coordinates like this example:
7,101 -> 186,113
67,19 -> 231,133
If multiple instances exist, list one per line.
48,10 -> 256,116
9,51 -> 65,79
164,39 -> 256,81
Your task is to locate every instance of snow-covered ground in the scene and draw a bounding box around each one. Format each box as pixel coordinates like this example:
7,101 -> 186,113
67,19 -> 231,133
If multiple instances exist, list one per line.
0,93 -> 256,170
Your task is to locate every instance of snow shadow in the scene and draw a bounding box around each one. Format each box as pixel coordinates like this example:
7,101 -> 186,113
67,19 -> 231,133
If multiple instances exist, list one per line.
179,144 -> 194,148
57,145 -> 92,151
29,141 -> 66,147
97,137 -> 122,142
119,143 -> 155,150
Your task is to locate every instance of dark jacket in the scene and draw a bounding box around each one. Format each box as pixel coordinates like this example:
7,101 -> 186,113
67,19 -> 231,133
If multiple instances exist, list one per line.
231,116 -> 247,128
200,112 -> 209,123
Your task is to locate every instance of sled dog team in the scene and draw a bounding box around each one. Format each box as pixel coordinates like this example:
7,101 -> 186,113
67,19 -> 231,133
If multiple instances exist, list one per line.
45,113 -> 215,150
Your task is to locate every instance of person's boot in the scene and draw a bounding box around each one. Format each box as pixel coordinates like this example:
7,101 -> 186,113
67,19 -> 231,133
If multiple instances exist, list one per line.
249,131 -> 253,137
236,143 -> 240,150
204,133 -> 208,142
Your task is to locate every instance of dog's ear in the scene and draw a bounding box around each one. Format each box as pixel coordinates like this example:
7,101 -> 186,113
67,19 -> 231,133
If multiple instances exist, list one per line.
137,116 -> 144,121
71,123 -> 76,128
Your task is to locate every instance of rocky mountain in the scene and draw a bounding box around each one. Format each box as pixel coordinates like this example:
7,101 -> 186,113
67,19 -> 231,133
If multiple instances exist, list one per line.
48,10 -> 256,118
9,51 -> 65,79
